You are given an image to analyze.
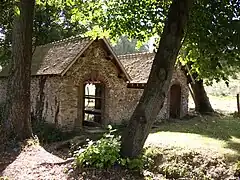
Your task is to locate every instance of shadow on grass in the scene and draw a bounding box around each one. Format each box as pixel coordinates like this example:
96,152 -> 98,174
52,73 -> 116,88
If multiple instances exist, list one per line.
151,115 -> 240,156
152,115 -> 240,140
226,141 -> 240,161
227,142 -> 240,152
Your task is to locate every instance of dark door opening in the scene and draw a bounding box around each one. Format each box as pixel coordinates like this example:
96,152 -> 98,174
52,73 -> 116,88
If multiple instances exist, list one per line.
170,84 -> 181,119
83,82 -> 105,126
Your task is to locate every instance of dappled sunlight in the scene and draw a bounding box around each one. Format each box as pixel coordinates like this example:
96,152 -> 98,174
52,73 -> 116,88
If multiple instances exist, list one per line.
146,132 -> 237,156
230,136 -> 240,144
148,115 -> 240,159
152,116 -> 240,140
225,136 -> 240,156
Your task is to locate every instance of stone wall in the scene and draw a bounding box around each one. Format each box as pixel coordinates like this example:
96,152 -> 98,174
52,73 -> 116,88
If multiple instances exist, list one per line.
120,68 -> 189,123
0,42 -> 189,131
0,76 -> 63,127
30,76 -> 62,126
62,41 -> 129,128
170,68 -> 189,118
0,41 -> 132,130
60,41 -> 188,129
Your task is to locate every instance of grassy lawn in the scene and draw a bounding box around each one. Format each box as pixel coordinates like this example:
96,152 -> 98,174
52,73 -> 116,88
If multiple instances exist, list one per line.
147,115 -> 240,161
189,95 -> 237,114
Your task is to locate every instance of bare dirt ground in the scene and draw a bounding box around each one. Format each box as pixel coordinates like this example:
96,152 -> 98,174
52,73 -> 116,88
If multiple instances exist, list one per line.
1,146 -> 70,180
0,145 -> 142,180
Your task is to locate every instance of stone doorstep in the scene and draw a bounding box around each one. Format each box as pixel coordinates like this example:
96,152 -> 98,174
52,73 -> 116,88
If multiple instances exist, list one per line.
83,126 -> 107,134
53,135 -> 86,150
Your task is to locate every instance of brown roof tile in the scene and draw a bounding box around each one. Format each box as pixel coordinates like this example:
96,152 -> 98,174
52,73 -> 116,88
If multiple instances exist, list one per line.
0,36 -> 147,83
118,52 -> 155,83
31,37 -> 92,75
0,37 -> 92,77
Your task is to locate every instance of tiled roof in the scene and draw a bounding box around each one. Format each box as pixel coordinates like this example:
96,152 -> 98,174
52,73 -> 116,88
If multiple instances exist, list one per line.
0,36 -> 153,83
118,52 -> 155,83
0,36 -> 92,77
31,37 -> 92,75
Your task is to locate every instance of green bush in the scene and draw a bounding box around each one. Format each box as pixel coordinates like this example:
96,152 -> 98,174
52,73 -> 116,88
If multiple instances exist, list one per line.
0,176 -> 9,180
74,125 -> 121,169
234,161 -> 240,177
124,147 -> 164,171
121,157 -> 145,170
72,133 -> 234,179
143,147 -> 163,170
160,162 -> 189,179
73,126 -> 163,171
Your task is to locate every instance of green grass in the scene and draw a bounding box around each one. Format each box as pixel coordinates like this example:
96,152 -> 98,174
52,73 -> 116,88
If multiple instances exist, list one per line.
209,94 -> 236,100
189,94 -> 237,113
148,115 -> 240,161
205,77 -> 240,97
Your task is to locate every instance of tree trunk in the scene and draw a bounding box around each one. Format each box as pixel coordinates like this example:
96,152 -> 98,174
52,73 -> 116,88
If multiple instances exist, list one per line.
3,0 -> 35,141
181,65 -> 214,114
190,80 -> 214,113
120,0 -> 193,158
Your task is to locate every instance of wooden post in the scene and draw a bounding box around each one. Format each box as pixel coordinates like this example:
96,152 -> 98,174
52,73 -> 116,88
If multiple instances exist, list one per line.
95,83 -> 102,123
188,85 -> 196,106
75,84 -> 84,130
237,93 -> 240,116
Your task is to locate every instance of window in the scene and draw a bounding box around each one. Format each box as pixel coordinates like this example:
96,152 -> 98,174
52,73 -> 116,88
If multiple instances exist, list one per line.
83,81 -> 105,124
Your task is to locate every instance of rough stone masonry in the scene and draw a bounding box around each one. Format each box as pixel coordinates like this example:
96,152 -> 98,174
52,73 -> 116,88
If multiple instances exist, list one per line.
0,37 -> 189,131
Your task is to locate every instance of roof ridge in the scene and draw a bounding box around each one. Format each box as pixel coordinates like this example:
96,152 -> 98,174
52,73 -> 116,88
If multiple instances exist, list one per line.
37,35 -> 90,48
118,51 -> 154,58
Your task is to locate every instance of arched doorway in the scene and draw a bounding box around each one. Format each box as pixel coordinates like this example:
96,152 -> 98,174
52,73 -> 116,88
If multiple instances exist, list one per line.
170,84 -> 181,119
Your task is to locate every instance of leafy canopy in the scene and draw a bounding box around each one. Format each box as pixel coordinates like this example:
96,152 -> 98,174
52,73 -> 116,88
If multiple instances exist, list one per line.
182,0 -> 240,84
0,0 -> 91,65
69,0 -> 240,84
1,0 -> 239,84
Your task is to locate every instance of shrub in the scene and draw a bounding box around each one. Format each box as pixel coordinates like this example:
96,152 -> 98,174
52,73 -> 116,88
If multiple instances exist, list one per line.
73,127 -> 164,172
160,162 -> 189,179
74,125 -> 121,169
143,147 -> 163,170
72,133 -> 235,179
234,161 -> 240,177
124,157 -> 145,170
0,177 -> 9,180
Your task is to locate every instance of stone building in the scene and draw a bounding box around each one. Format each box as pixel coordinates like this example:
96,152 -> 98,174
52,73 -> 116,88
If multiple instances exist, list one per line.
0,37 -> 188,131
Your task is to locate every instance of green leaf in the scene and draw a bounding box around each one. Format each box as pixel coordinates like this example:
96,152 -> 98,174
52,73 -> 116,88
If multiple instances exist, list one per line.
14,5 -> 20,16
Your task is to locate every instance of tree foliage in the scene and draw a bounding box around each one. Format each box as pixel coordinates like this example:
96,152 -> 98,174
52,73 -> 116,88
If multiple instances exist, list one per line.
0,1 -> 14,66
74,0 -> 240,84
1,0 -> 239,82
112,36 -> 149,55
0,0 -> 90,65
0,0 -> 153,63
182,0 -> 240,84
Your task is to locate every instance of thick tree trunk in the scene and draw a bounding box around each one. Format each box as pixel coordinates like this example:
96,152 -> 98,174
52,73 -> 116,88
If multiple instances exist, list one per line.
190,80 -> 214,113
181,65 -> 214,114
3,0 -> 35,141
120,0 -> 193,158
